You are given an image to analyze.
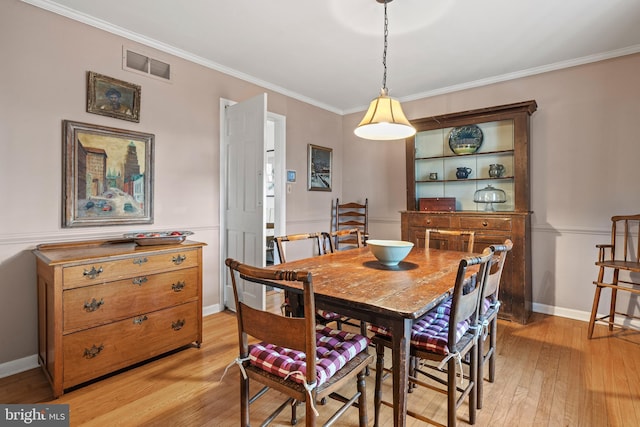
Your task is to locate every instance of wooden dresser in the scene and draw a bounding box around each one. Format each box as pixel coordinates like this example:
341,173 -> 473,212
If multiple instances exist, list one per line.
33,238 -> 205,397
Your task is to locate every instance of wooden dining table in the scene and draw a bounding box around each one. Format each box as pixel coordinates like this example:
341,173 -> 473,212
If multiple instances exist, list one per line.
270,245 -> 476,427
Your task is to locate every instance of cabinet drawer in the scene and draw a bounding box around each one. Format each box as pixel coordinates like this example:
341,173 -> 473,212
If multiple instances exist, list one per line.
408,214 -> 450,228
63,248 -> 199,289
63,268 -> 199,333
458,216 -> 512,231
62,301 -> 198,388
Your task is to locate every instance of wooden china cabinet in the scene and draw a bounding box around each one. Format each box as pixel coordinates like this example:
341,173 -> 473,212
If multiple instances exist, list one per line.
402,100 -> 537,324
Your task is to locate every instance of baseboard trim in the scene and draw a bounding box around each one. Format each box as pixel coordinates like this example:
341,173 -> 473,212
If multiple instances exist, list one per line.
533,302 -> 640,329
0,355 -> 39,379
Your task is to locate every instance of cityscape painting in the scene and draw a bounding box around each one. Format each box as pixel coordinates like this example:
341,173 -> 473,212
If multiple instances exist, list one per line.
62,120 -> 154,227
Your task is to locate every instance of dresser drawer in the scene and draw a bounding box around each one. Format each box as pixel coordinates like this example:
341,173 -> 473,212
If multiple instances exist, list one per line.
63,268 -> 199,333
63,248 -> 199,289
62,301 -> 198,388
408,214 -> 450,228
458,216 -> 512,231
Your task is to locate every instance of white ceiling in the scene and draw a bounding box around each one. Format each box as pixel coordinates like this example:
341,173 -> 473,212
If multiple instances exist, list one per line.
26,0 -> 640,114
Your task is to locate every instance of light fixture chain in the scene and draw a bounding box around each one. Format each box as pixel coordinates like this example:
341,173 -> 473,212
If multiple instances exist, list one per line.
381,0 -> 388,91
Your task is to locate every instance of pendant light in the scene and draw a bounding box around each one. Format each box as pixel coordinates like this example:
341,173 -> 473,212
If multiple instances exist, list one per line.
354,0 -> 416,141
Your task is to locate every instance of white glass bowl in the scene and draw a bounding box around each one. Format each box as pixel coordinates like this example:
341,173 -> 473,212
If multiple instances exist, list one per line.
367,240 -> 414,266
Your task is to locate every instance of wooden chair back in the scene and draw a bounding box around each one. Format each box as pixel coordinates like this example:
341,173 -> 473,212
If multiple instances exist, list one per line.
273,232 -> 324,264
322,228 -> 362,253
483,239 -> 514,303
449,247 -> 494,347
425,229 -> 476,253
602,214 -> 640,264
334,198 -> 368,249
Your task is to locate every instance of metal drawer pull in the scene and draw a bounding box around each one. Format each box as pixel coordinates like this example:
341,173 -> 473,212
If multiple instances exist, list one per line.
133,315 -> 148,325
83,298 -> 104,312
172,281 -> 185,292
83,344 -> 104,359
172,319 -> 185,331
172,255 -> 186,265
83,266 -> 103,279
133,257 -> 148,265
132,277 -> 148,286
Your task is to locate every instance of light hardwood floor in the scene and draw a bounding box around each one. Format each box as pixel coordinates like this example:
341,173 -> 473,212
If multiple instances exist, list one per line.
2,291 -> 639,426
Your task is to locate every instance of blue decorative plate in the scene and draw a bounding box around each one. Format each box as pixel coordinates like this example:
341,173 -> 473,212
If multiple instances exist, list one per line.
449,125 -> 483,155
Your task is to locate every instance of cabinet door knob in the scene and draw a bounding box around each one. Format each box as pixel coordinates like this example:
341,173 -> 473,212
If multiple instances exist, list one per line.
482,221 -> 488,227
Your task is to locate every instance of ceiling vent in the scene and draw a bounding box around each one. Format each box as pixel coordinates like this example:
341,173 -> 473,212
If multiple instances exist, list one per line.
123,48 -> 171,81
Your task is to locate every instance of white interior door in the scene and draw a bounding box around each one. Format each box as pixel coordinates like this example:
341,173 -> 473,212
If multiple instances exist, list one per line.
223,94 -> 267,310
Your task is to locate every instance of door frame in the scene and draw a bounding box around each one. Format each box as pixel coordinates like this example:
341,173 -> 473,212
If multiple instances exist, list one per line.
219,97 -> 286,310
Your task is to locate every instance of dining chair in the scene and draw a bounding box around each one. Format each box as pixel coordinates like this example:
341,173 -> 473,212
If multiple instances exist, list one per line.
370,247 -> 494,427
334,198 -> 368,249
476,239 -> 513,409
588,214 -> 640,338
321,229 -> 368,335
273,232 -> 325,318
425,229 -> 476,253
225,258 -> 373,427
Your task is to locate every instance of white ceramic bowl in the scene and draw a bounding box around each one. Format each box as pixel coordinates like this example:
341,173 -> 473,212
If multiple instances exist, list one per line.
367,240 -> 414,266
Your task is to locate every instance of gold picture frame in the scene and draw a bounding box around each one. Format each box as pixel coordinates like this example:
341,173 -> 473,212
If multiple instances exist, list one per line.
87,71 -> 141,122
62,120 -> 154,227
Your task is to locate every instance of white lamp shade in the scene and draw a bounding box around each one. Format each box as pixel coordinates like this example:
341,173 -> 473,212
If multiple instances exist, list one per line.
354,95 -> 416,141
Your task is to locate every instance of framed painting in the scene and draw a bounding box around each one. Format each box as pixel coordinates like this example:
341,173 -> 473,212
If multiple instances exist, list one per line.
62,120 -> 154,227
307,144 -> 332,191
87,71 -> 141,122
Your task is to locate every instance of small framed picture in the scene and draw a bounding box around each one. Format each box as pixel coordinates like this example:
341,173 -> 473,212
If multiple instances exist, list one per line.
307,144 -> 332,191
287,170 -> 297,183
87,71 -> 141,122
62,120 -> 154,227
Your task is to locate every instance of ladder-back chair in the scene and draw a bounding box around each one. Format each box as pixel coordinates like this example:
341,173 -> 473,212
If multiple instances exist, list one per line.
334,198 -> 368,249
588,214 -> 640,338
225,259 -> 372,426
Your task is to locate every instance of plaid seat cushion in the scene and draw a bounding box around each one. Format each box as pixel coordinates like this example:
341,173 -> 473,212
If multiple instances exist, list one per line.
316,309 -> 343,321
370,298 -> 471,355
249,325 -> 369,386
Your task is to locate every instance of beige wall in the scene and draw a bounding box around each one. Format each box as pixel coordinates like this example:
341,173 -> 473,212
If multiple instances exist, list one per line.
343,53 -> 640,321
2,0 -> 639,375
0,1 -> 341,371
